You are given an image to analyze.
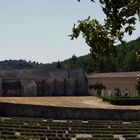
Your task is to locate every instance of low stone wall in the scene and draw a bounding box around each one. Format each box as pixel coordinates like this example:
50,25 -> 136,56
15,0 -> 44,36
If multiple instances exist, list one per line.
0,102 -> 140,120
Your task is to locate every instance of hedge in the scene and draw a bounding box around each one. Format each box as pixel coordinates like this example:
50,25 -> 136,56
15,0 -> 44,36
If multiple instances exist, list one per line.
102,96 -> 140,105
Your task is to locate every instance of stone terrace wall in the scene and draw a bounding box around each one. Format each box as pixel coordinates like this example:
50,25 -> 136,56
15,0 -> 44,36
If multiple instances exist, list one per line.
1,103 -> 140,120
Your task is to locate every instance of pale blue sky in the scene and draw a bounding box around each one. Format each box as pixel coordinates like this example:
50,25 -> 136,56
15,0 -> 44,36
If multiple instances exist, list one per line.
0,0 -> 139,63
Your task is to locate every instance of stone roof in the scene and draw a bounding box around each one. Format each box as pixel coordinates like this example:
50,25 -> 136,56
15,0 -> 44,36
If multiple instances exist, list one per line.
0,70 -> 19,79
20,79 -> 36,87
0,70 -> 49,79
48,70 -> 68,78
69,69 -> 85,78
87,71 -> 140,78
0,69 -> 85,79
21,70 -> 49,79
48,69 -> 85,79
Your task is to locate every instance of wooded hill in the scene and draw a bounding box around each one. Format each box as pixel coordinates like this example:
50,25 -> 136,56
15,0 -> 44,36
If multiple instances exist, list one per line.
0,37 -> 139,73
45,37 -> 140,73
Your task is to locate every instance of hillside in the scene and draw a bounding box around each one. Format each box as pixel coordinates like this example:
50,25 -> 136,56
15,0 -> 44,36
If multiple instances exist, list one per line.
45,37 -> 140,73
0,60 -> 34,70
0,37 -> 139,72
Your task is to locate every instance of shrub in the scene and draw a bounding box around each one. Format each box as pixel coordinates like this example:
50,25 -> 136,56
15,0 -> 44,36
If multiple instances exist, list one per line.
102,96 -> 140,105
89,83 -> 106,96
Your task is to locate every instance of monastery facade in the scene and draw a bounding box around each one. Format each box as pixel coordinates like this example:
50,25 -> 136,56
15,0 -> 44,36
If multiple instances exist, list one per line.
0,69 -> 139,97
87,71 -> 140,97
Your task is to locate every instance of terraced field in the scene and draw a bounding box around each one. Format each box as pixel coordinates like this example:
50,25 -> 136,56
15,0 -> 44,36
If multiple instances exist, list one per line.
0,117 -> 140,140
0,96 -> 140,110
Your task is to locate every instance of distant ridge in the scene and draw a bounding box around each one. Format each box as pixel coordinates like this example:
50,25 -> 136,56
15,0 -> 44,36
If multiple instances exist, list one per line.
0,37 -> 139,72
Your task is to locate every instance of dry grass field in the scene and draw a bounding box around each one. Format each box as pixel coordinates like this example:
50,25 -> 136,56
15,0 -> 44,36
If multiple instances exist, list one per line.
0,96 -> 140,110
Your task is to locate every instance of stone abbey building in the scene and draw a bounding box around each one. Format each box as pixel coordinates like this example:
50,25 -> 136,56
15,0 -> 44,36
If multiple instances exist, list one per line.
0,69 -> 139,97
0,69 -> 88,96
88,71 -> 140,97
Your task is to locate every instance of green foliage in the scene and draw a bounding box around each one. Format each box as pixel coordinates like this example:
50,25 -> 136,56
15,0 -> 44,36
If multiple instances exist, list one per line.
135,78 -> 140,96
56,60 -> 62,69
72,0 -> 140,61
3,38 -> 138,72
89,83 -> 106,90
70,18 -> 115,61
102,96 -> 140,105
115,38 -> 140,71
61,37 -> 140,73
89,83 -> 106,95
42,37 -> 139,73
63,54 -> 95,73
0,60 -> 33,69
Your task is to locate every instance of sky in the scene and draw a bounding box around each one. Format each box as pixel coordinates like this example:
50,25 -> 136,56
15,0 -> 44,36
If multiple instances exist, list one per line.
0,0 -> 139,63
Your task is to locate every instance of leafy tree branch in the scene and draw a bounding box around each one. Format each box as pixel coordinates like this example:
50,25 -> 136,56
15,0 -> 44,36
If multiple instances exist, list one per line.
71,0 -> 140,61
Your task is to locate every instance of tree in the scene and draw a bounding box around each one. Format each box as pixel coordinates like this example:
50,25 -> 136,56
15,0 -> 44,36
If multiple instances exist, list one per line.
89,83 -> 106,96
56,60 -> 62,69
70,0 -> 140,61
135,75 -> 140,96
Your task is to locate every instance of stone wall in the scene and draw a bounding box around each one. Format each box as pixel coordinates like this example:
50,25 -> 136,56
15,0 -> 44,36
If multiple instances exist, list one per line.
34,78 -> 88,96
2,80 -> 21,96
45,79 -> 55,96
21,80 -> 37,96
87,72 -> 140,97
0,79 -> 2,96
54,79 -> 65,96
0,69 -> 88,96
65,79 -> 76,96
1,102 -> 140,120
